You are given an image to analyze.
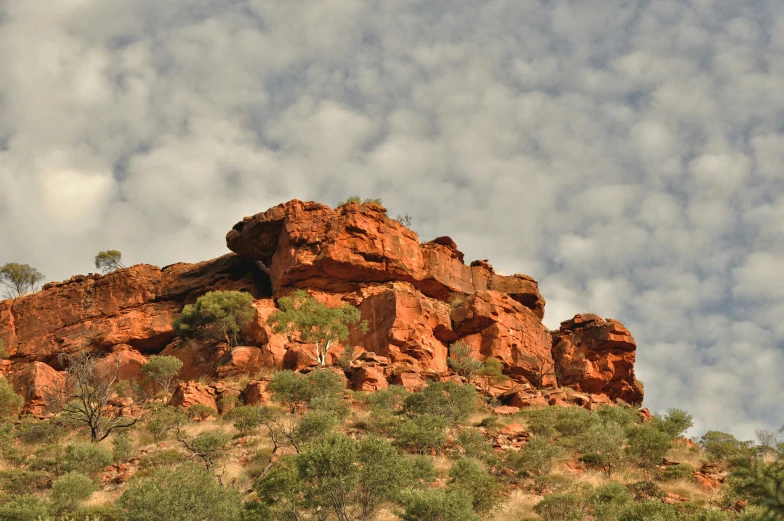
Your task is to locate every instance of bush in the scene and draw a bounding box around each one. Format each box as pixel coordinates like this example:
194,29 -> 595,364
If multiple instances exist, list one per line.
15,418 -> 65,444
138,449 -> 187,471
112,432 -> 134,462
0,469 -> 50,495
403,381 -> 477,425
533,493 -> 586,521
661,463 -> 696,481
507,436 -> 562,476
448,458 -> 502,513
118,463 -> 242,521
141,355 -> 183,399
554,406 -> 597,437
62,442 -> 113,477
0,494 -> 49,521
448,342 -> 482,379
618,500 -> 677,521
145,405 -> 182,441
591,482 -> 634,521
625,424 -> 672,473
0,377 -> 22,418
173,290 -> 255,349
577,421 -> 625,477
27,444 -> 65,474
595,404 -> 641,427
522,407 -> 559,438
366,385 -> 410,414
394,414 -> 448,454
50,471 -> 98,514
224,405 -> 273,436
294,410 -> 340,445
268,369 -> 346,411
398,488 -> 480,521
187,403 -> 217,420
652,409 -> 694,439
699,431 -> 754,462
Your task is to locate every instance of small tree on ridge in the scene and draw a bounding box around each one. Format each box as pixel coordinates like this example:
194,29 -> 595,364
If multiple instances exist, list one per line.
94,250 -> 125,273
0,262 -> 44,298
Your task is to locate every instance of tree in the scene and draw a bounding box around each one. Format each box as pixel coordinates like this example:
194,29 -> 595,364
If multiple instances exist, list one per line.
403,381 -> 477,425
94,250 -> 125,273
50,471 -> 98,515
50,351 -> 137,442
448,342 -> 482,380
476,357 -> 509,393
0,263 -> 44,298
0,376 -> 23,418
625,424 -> 672,476
269,290 -> 367,366
175,429 -> 232,481
578,421 -> 626,477
118,463 -> 242,521
652,409 -> 694,439
448,459 -> 502,514
699,431 -> 754,461
173,290 -> 255,349
730,459 -> 784,521
141,355 -> 183,400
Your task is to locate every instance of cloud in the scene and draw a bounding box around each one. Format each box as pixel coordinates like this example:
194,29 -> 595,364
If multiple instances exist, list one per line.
1,0 -> 783,440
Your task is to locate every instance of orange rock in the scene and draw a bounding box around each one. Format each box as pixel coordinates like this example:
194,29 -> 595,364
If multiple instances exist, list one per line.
95,346 -> 148,381
390,372 -> 426,392
350,365 -> 389,392
242,379 -> 272,405
493,406 -> 520,416
160,339 -> 225,381
10,361 -> 65,415
552,314 -> 644,404
350,283 -> 452,373
215,346 -> 265,378
225,200 -> 544,316
168,382 -> 218,411
500,423 -> 528,437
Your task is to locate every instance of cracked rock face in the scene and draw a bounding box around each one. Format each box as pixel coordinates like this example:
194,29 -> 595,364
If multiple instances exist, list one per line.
0,200 -> 644,410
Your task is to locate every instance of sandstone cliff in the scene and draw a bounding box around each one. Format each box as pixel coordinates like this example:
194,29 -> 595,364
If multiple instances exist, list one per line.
0,199 -> 643,412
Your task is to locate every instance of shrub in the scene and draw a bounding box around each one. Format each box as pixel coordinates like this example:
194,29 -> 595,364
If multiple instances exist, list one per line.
62,442 -> 113,477
141,355 -> 183,399
699,431 -> 754,462
448,458 -> 503,513
618,500 -> 678,521
0,469 -> 50,495
145,405 -> 182,441
182,431 -> 232,471
522,407 -> 559,438
187,404 -> 217,420
309,393 -> 350,418
268,369 -> 346,411
577,421 -> 625,477
595,404 -> 642,427
0,377 -> 22,418
398,488 -> 480,521
50,471 -> 99,514
224,405 -> 271,436
294,410 -> 340,445
554,406 -> 597,437
112,431 -> 134,462
507,436 -> 562,476
366,385 -> 410,414
448,342 -> 482,379
533,493 -> 586,521
118,463 -> 242,521
0,494 -> 49,521
591,482 -> 634,521
661,463 -> 696,481
27,444 -> 65,474
403,381 -> 477,424
625,424 -> 672,473
173,290 -> 255,349
15,418 -> 65,444
138,449 -> 187,471
456,429 -> 498,465
652,409 -> 694,439
394,414 -> 448,454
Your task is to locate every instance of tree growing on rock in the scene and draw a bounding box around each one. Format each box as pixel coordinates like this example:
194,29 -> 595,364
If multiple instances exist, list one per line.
94,250 -> 125,273
141,355 -> 184,400
173,290 -> 256,350
269,290 -> 367,366
0,262 -> 44,298
448,342 -> 482,380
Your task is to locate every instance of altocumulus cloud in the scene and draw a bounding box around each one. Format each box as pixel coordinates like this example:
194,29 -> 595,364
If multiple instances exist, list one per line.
0,0 -> 782,439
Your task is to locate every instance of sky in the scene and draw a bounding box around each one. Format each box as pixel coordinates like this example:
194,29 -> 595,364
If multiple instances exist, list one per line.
0,0 -> 782,440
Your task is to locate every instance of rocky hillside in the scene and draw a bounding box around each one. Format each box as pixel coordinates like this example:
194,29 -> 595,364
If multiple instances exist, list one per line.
0,199 -> 643,413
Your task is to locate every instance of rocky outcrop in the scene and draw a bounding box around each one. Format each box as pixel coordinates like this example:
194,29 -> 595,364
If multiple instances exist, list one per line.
552,314 -> 644,405
10,361 -> 65,415
0,199 -> 645,411
226,200 -> 545,318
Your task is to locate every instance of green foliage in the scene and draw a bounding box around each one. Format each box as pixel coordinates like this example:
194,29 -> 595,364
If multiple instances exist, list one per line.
118,463 -> 242,521
50,471 -> 99,514
577,421 -> 625,477
16,418 -> 65,444
294,409 -> 340,445
0,494 -> 49,521
173,290 -> 255,348
729,459 -> 784,521
448,458 -> 503,513
477,357 -> 508,386
617,500 -> 678,521
0,469 -> 50,495
652,408 -> 694,439
394,414 -> 448,454
0,262 -> 44,298
673,504 -> 730,521
523,407 -> 559,438
0,376 -> 23,418
224,405 -> 275,436
187,404 -> 217,420
182,430 -> 232,471
590,482 -> 634,521
403,381 -> 477,425
533,493 -> 586,521
94,250 -> 125,273
398,488 -> 481,521
0,340 -> 8,359
112,432 -> 133,462
141,356 -> 183,398
506,436 -> 562,476
137,449 -> 187,471
661,463 -> 696,481
337,196 -> 383,207
595,404 -> 643,427
625,424 -> 672,472
699,431 -> 754,462
554,406 -> 597,437
268,290 -> 366,365
27,444 -> 65,474
62,442 -> 113,477
268,368 -> 346,411
456,429 -> 499,465
145,405 -> 182,441
448,342 -> 482,379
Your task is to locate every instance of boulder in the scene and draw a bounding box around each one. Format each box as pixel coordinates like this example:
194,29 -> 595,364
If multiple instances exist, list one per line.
241,379 -> 272,405
216,346 -> 265,378
552,314 -> 644,405
10,361 -> 65,415
350,365 -> 389,392
168,382 -> 218,411
95,346 -> 148,381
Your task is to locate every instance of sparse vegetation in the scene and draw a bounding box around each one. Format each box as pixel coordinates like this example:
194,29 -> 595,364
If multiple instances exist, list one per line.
173,290 -> 256,349
94,250 -> 125,273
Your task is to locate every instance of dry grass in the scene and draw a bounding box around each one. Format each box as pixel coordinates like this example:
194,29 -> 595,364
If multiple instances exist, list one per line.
490,490 -> 542,521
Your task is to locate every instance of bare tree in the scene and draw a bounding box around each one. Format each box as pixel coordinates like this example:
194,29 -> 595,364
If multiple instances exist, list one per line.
515,352 -> 559,389
50,351 -> 136,442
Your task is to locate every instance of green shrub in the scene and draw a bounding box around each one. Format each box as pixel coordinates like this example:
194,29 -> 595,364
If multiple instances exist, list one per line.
141,355 -> 183,399
522,407 -> 559,438
554,406 -> 597,437
448,342 -> 482,379
590,482 -> 634,521
699,431 -> 754,462
625,424 -> 672,473
456,429 -> 498,465
398,488 -> 480,521
112,432 -> 134,462
187,404 -> 217,420
294,410 -> 340,445
27,444 -> 65,474
50,471 -> 98,514
138,449 -> 187,471
224,405 -> 273,436
309,394 -> 350,418
0,494 -> 49,521
268,369 -> 346,411
16,418 -> 65,445
366,385 -> 410,414
403,381 -> 477,425
652,409 -> 694,439
618,500 -> 677,521
627,480 -> 666,501
173,290 -> 255,349
661,463 -> 696,481
119,463 -> 242,521
673,504 -> 730,521
394,414 -> 448,454
62,442 -> 113,477
448,458 -> 502,513
506,436 -> 562,476
0,469 -> 50,495
595,404 -> 642,427
0,376 -> 22,418
145,405 -> 182,441
533,493 -> 586,521
577,421 -> 625,477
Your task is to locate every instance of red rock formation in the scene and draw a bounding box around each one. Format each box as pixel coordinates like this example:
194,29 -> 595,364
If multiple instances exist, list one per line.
226,200 -> 545,317
10,361 -> 65,415
168,382 -> 218,411
552,314 -> 644,405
